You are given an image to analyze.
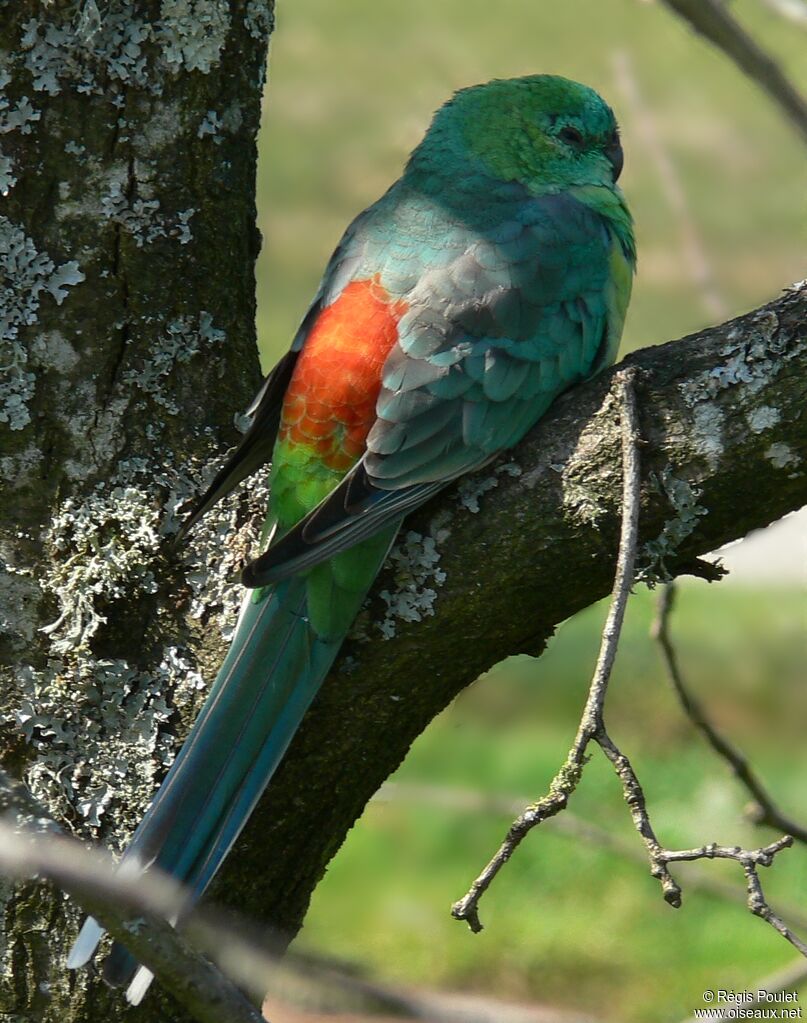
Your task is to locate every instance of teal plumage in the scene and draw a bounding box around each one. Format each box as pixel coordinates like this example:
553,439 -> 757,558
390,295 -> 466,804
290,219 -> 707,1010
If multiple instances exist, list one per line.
68,74 -> 635,1002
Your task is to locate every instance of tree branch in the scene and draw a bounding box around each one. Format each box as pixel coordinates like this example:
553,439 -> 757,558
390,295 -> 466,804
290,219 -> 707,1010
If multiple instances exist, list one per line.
660,0 -> 807,143
451,369 -> 644,931
0,773 -> 264,1023
378,782 -> 807,932
208,282 -> 807,962
0,775 -> 592,1023
448,366 -> 806,958
661,836 -> 807,958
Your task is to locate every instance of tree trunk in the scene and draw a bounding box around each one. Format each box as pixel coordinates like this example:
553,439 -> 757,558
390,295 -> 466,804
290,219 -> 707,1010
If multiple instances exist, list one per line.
0,3 -> 273,1020
1,6 -> 806,1021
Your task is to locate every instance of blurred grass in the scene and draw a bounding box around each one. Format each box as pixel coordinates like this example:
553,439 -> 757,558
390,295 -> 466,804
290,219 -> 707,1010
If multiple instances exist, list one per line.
297,585 -> 807,1023
252,2 -> 807,1020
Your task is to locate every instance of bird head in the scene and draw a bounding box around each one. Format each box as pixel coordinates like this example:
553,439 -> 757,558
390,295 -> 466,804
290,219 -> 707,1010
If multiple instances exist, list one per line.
413,75 -> 624,193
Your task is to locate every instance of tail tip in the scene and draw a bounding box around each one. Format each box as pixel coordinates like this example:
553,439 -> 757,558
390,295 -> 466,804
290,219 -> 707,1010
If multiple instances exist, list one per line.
67,917 -> 105,969
126,966 -> 155,1005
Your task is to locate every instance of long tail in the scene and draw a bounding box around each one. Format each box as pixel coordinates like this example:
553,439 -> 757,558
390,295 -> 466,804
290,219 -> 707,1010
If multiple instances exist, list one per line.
67,528 -> 395,1002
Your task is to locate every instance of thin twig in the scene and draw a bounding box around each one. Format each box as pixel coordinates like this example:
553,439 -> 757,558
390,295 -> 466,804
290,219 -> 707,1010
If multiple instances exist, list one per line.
611,49 -> 727,322
660,0 -> 807,144
451,367 -> 644,932
653,582 -> 807,845
380,782 -> 807,931
4,772 -> 589,1023
656,835 -> 807,958
451,370 -> 807,961
0,813 -> 598,1023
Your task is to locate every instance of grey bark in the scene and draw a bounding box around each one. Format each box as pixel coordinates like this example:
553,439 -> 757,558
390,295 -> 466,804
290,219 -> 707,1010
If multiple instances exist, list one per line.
1,4 -> 806,1021
0,3 -> 272,1020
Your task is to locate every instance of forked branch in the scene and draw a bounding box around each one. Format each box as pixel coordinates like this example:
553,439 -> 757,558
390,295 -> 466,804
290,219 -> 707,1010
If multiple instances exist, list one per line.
452,370 -> 807,961
451,367 -> 649,930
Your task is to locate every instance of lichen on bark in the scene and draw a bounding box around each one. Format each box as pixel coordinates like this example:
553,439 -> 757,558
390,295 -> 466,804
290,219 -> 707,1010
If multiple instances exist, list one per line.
0,3 -> 273,1020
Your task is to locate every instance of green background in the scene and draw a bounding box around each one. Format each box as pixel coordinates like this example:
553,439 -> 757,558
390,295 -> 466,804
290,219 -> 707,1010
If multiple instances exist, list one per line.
252,2 -> 807,1019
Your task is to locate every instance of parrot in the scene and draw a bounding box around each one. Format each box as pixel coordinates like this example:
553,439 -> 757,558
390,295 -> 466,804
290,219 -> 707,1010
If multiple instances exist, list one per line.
68,74 -> 635,1002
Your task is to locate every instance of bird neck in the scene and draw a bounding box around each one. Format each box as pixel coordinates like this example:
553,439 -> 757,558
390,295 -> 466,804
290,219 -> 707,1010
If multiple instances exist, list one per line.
567,182 -> 636,264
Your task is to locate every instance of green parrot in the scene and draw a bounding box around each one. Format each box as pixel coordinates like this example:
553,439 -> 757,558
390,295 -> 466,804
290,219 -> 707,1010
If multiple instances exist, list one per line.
69,74 -> 635,1001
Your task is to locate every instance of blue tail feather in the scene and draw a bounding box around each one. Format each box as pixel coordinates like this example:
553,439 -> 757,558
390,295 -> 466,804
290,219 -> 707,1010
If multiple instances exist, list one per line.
128,578 -> 330,884
70,574 -> 346,996
70,521 -> 400,1001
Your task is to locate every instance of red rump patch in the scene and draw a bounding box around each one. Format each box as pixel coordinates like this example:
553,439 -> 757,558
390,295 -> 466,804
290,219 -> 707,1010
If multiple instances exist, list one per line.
279,276 -> 408,471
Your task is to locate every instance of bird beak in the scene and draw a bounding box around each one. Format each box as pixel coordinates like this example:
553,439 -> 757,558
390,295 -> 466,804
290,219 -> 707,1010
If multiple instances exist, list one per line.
607,136 -> 624,183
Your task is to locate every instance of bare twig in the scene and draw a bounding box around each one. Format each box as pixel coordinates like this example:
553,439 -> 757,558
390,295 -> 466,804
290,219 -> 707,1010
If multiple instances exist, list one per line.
451,367 -> 644,932
380,782 -> 807,931
451,370 -> 807,960
657,836 -> 807,955
653,582 -> 807,845
611,49 -> 727,321
660,0 -> 807,144
0,768 -> 267,1020
741,842 -> 807,956
0,809 -> 598,1023
0,773 -> 256,1022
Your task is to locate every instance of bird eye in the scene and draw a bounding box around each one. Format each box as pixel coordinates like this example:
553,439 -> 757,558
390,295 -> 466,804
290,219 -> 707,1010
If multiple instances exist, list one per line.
558,126 -> 584,146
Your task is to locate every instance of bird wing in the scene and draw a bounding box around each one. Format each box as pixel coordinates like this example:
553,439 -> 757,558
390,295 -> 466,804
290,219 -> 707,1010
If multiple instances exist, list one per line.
177,200 -> 388,536
244,188 -> 626,587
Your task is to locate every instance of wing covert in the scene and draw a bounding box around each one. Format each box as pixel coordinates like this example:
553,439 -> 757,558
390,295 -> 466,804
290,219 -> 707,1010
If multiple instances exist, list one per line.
244,188 -> 626,587
177,197 -> 393,537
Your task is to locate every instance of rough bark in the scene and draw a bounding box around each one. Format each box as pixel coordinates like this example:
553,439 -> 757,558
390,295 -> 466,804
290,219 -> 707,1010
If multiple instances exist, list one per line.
0,3 -> 272,1020
1,6 -> 805,1021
